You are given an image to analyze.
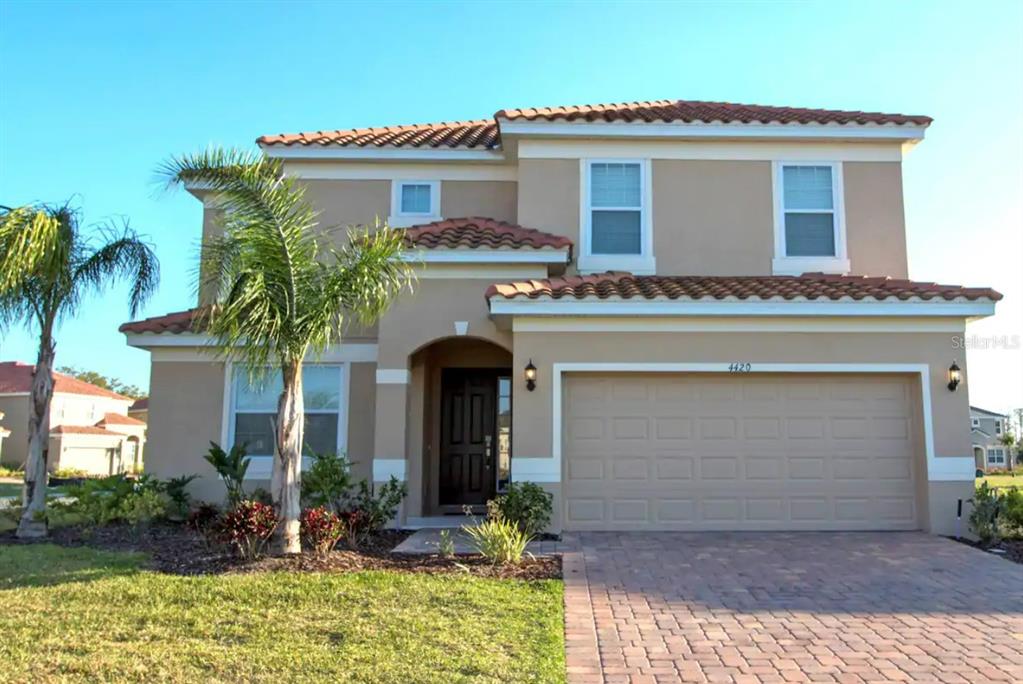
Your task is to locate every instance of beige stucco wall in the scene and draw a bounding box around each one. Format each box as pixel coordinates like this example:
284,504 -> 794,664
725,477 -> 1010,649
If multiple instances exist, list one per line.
844,162 -> 908,278
510,327 -> 973,534
147,360 -> 227,502
516,158 -> 908,278
440,181 -> 517,223
0,396 -> 30,468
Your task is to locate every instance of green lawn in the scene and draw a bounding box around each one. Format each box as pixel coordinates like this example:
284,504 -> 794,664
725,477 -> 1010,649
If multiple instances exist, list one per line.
0,482 -> 67,499
0,545 -> 565,683
978,473 -> 1023,489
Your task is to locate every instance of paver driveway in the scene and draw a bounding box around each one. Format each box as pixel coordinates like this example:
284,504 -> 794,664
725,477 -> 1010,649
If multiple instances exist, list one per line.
562,532 -> 1023,683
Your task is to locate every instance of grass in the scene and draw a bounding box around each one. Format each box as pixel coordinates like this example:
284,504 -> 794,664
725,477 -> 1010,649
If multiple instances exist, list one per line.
0,544 -> 566,683
0,482 -> 67,499
979,473 -> 1023,490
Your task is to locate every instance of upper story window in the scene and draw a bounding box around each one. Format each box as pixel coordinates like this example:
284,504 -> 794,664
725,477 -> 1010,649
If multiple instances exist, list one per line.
995,420 -> 1002,435
580,159 -> 654,274
772,162 -> 849,276
390,180 -> 440,227
229,365 -> 345,464
972,417 -> 981,428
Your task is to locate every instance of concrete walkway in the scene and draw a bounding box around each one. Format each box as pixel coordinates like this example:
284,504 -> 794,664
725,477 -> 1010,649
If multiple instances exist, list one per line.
563,531 -> 1023,683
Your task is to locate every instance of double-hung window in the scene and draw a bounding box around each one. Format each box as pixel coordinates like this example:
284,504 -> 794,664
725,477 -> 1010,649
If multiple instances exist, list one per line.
995,420 -> 1002,435
580,160 -> 654,273
229,365 -> 345,476
772,162 -> 849,275
390,180 -> 439,227
988,448 -> 1006,466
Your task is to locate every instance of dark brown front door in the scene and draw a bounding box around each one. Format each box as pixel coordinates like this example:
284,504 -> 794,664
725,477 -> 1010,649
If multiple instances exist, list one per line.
440,369 -> 498,509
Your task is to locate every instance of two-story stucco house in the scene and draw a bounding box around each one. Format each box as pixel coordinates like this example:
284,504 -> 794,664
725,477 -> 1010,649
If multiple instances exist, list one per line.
971,405 -> 1012,471
121,99 -> 1001,535
0,362 -> 147,475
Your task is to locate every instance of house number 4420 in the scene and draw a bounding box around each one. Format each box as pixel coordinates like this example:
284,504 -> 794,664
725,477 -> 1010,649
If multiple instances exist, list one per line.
728,363 -> 752,373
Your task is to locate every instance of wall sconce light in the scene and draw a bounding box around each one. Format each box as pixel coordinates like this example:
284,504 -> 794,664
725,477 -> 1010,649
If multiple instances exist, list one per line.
947,361 -> 962,392
524,359 -> 537,392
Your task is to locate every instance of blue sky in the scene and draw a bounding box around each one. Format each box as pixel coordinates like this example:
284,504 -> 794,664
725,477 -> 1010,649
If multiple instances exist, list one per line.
1,0 -> 1021,413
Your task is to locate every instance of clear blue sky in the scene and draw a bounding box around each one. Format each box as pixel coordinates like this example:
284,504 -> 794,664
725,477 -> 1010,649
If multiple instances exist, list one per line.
1,0 -> 1021,413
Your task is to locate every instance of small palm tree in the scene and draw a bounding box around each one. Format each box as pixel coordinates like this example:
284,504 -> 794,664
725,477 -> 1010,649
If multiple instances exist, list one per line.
0,203 -> 159,538
160,148 -> 414,554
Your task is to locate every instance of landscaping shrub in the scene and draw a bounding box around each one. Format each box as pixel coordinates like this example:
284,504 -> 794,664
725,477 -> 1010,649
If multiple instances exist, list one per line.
187,503 -> 223,549
117,487 -> 166,526
219,500 -> 278,560
489,482 -> 553,538
300,506 -> 345,556
164,474 -> 198,520
301,451 -> 354,512
352,477 -> 407,534
0,465 -> 24,478
437,529 -> 455,558
52,467 -> 90,479
65,474 -> 149,526
1001,487 -> 1023,537
969,482 -> 1003,545
203,442 -> 250,506
338,509 -> 370,547
462,513 -> 531,565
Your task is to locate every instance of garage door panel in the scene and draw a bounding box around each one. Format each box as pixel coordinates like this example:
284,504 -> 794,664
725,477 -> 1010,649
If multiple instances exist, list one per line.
563,373 -> 920,531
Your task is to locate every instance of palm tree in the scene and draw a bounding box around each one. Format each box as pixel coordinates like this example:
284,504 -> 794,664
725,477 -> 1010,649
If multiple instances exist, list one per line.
0,203 -> 159,538
160,148 -> 414,554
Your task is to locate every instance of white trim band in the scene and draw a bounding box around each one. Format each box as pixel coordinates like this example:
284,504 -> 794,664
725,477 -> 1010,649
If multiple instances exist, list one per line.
498,120 -> 927,142
376,369 -> 411,385
489,298 -> 997,318
373,458 -> 407,481
405,249 -> 569,264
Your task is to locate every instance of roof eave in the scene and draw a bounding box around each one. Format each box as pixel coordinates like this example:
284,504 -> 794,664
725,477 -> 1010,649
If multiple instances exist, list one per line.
258,143 -> 506,162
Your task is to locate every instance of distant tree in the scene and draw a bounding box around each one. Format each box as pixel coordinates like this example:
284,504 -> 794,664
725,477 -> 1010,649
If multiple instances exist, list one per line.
57,366 -> 145,399
0,202 -> 158,538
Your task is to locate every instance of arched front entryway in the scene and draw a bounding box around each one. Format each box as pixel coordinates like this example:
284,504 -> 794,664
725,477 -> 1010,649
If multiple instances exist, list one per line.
407,336 -> 513,518
974,446 -> 986,471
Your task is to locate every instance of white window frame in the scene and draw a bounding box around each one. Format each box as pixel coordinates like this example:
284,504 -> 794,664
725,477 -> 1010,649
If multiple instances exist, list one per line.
995,420 -> 1002,435
988,448 -> 1006,466
223,362 -> 350,480
579,159 -> 655,274
389,180 -> 440,227
771,161 -> 850,276
971,417 -> 981,428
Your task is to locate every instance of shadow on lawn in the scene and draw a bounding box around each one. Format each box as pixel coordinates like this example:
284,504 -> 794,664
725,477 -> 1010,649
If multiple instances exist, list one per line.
0,544 -> 144,589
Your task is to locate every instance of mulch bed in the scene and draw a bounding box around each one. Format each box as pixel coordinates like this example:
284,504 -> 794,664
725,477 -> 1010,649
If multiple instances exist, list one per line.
948,536 -> 1023,565
0,522 -> 561,580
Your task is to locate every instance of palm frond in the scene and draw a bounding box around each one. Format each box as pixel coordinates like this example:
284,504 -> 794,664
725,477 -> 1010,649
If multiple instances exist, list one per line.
72,221 -> 160,318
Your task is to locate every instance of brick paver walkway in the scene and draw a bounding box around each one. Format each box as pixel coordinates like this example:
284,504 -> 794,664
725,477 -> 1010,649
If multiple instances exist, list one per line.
563,532 -> 1023,683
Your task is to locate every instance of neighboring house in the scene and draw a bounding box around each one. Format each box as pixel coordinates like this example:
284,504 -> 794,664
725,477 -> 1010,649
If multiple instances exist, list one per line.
0,362 -> 146,476
972,406 -> 1011,471
128,397 -> 149,424
120,99 -> 1001,536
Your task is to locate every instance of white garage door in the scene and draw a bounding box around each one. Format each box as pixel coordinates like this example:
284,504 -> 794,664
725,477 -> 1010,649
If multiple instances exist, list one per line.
563,373 -> 921,531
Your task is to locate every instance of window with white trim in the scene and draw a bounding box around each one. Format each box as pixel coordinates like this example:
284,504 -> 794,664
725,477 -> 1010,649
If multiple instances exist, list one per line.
988,447 -> 1006,465
772,161 -> 848,275
230,365 -> 343,458
580,159 -> 654,273
972,417 -> 981,428
390,180 -> 439,227
995,420 -> 1002,435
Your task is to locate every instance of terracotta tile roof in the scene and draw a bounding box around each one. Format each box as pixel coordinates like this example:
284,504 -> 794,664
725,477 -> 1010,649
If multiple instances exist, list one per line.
404,217 -> 572,252
0,362 -> 131,400
259,99 -> 931,149
485,273 -> 1002,303
97,412 -> 146,427
119,308 -> 206,335
258,120 -> 500,149
51,425 -> 125,436
496,99 -> 932,127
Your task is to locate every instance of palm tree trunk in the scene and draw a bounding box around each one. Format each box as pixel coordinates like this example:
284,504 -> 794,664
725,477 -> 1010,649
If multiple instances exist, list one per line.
17,338 -> 55,538
272,360 -> 304,554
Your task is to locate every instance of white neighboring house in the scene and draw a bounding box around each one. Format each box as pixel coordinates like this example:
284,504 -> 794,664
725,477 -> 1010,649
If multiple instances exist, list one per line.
0,362 -> 146,476
0,411 -> 10,464
971,406 -> 1011,471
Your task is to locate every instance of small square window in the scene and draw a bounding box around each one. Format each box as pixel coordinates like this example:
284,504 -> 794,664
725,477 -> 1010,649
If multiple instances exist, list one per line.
971,417 -> 980,428
400,183 -> 433,215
